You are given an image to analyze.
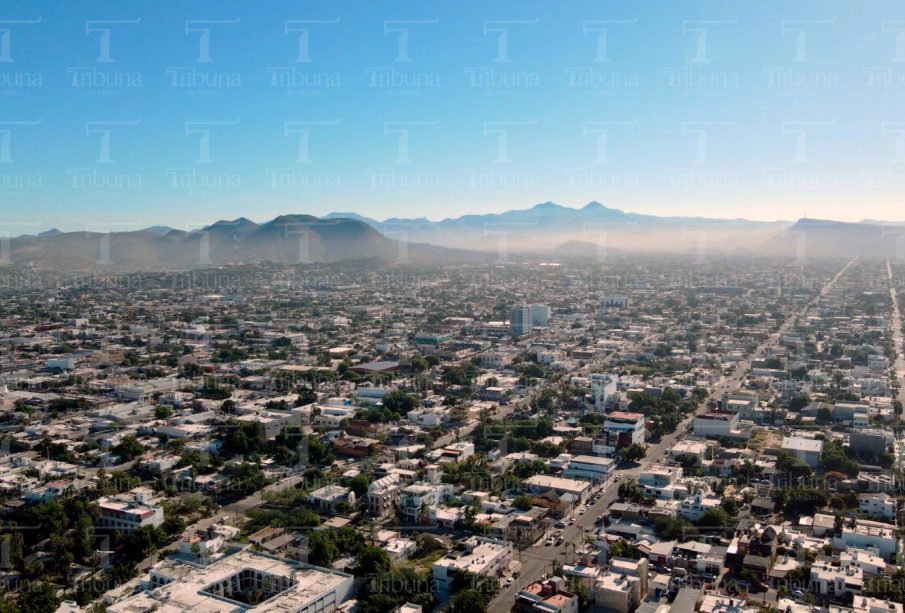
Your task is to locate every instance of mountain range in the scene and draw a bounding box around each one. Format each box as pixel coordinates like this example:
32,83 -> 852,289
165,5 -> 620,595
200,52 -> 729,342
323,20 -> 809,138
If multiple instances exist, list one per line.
6,203 -> 905,270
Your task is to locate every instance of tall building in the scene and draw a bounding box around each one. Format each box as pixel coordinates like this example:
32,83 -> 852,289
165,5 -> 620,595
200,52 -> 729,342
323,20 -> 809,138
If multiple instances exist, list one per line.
528,304 -> 551,326
510,306 -> 529,336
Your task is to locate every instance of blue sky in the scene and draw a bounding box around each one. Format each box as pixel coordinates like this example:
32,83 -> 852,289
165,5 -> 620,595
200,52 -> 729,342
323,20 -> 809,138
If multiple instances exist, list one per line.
2,0 -> 905,232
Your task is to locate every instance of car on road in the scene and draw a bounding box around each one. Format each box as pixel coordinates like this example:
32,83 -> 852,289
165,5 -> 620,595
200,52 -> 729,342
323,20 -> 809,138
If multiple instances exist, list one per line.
503,577 -> 514,588
792,589 -> 805,598
555,537 -> 564,546
545,537 -> 555,546
614,475 -> 622,481
579,508 -> 586,515
567,518 -> 576,526
554,521 -> 566,529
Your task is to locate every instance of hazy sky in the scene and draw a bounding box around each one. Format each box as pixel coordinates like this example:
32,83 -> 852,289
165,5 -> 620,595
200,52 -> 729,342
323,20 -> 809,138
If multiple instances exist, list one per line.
2,0 -> 905,232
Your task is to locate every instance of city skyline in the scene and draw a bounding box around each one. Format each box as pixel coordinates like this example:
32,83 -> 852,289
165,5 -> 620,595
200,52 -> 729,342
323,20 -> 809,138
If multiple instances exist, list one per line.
2,0 -> 905,232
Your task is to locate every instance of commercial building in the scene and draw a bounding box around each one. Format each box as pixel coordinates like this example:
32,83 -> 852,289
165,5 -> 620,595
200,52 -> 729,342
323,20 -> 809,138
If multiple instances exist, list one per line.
523,475 -> 591,505
563,455 -> 616,483
781,436 -> 823,468
433,537 -> 512,599
108,549 -> 354,613
693,412 -> 740,438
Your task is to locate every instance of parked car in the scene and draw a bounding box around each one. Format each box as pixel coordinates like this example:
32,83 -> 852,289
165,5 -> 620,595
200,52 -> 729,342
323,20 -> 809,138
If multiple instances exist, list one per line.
554,521 -> 566,529
545,537 -> 555,546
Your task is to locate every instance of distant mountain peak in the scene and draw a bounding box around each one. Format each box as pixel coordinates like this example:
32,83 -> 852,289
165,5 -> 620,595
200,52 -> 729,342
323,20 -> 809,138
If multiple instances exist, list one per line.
203,217 -> 257,231
267,214 -> 319,225
582,201 -> 606,210
141,225 -> 177,235
531,201 -> 564,210
38,228 -> 62,237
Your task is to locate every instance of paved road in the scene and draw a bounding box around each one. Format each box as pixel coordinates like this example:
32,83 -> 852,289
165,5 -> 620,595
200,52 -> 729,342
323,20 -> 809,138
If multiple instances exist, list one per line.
887,259 -> 905,402
885,259 -> 905,474
488,258 -> 856,613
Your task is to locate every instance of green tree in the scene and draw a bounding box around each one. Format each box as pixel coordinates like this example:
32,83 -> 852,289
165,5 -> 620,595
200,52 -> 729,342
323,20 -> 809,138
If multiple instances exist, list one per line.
18,581 -> 60,613
308,531 -> 339,567
112,435 -> 145,461
623,444 -> 646,462
610,538 -> 642,560
788,394 -> 811,411
449,589 -> 487,612
697,508 -> 730,530
513,495 -> 534,511
356,546 -> 392,576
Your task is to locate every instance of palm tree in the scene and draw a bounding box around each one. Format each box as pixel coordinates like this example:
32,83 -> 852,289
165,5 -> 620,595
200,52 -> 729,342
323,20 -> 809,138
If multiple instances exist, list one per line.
419,502 -> 429,525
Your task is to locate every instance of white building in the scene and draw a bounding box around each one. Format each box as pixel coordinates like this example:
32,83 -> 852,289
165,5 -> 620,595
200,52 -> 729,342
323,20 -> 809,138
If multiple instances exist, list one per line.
563,455 -> 615,483
589,374 -> 619,411
97,493 -> 164,534
693,412 -> 739,438
638,465 -> 684,500
594,558 -> 649,613
433,537 -> 512,599
853,597 -> 904,613
308,485 -> 355,511
407,407 -> 446,427
523,475 -> 591,505
859,493 -> 897,521
679,491 -> 722,522
108,549 -> 354,613
314,404 -> 356,429
833,519 -> 898,560
529,304 -> 551,327
437,441 -> 474,463
781,436 -> 823,468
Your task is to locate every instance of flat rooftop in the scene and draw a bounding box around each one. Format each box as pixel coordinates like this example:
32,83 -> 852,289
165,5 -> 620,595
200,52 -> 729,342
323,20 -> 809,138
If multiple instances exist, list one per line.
108,549 -> 353,613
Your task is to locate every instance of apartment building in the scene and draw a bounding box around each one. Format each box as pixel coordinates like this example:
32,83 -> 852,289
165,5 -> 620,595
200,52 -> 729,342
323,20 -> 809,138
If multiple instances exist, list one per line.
597,412 -> 646,455
859,493 -> 897,521
594,558 -> 649,613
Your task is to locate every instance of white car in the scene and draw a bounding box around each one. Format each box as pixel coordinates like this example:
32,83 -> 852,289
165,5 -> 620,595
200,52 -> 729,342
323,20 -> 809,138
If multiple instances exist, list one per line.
504,577 -> 514,587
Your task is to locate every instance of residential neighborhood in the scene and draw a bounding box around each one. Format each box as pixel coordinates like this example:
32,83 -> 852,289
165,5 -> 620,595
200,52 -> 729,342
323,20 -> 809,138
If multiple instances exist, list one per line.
0,254 -> 904,613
